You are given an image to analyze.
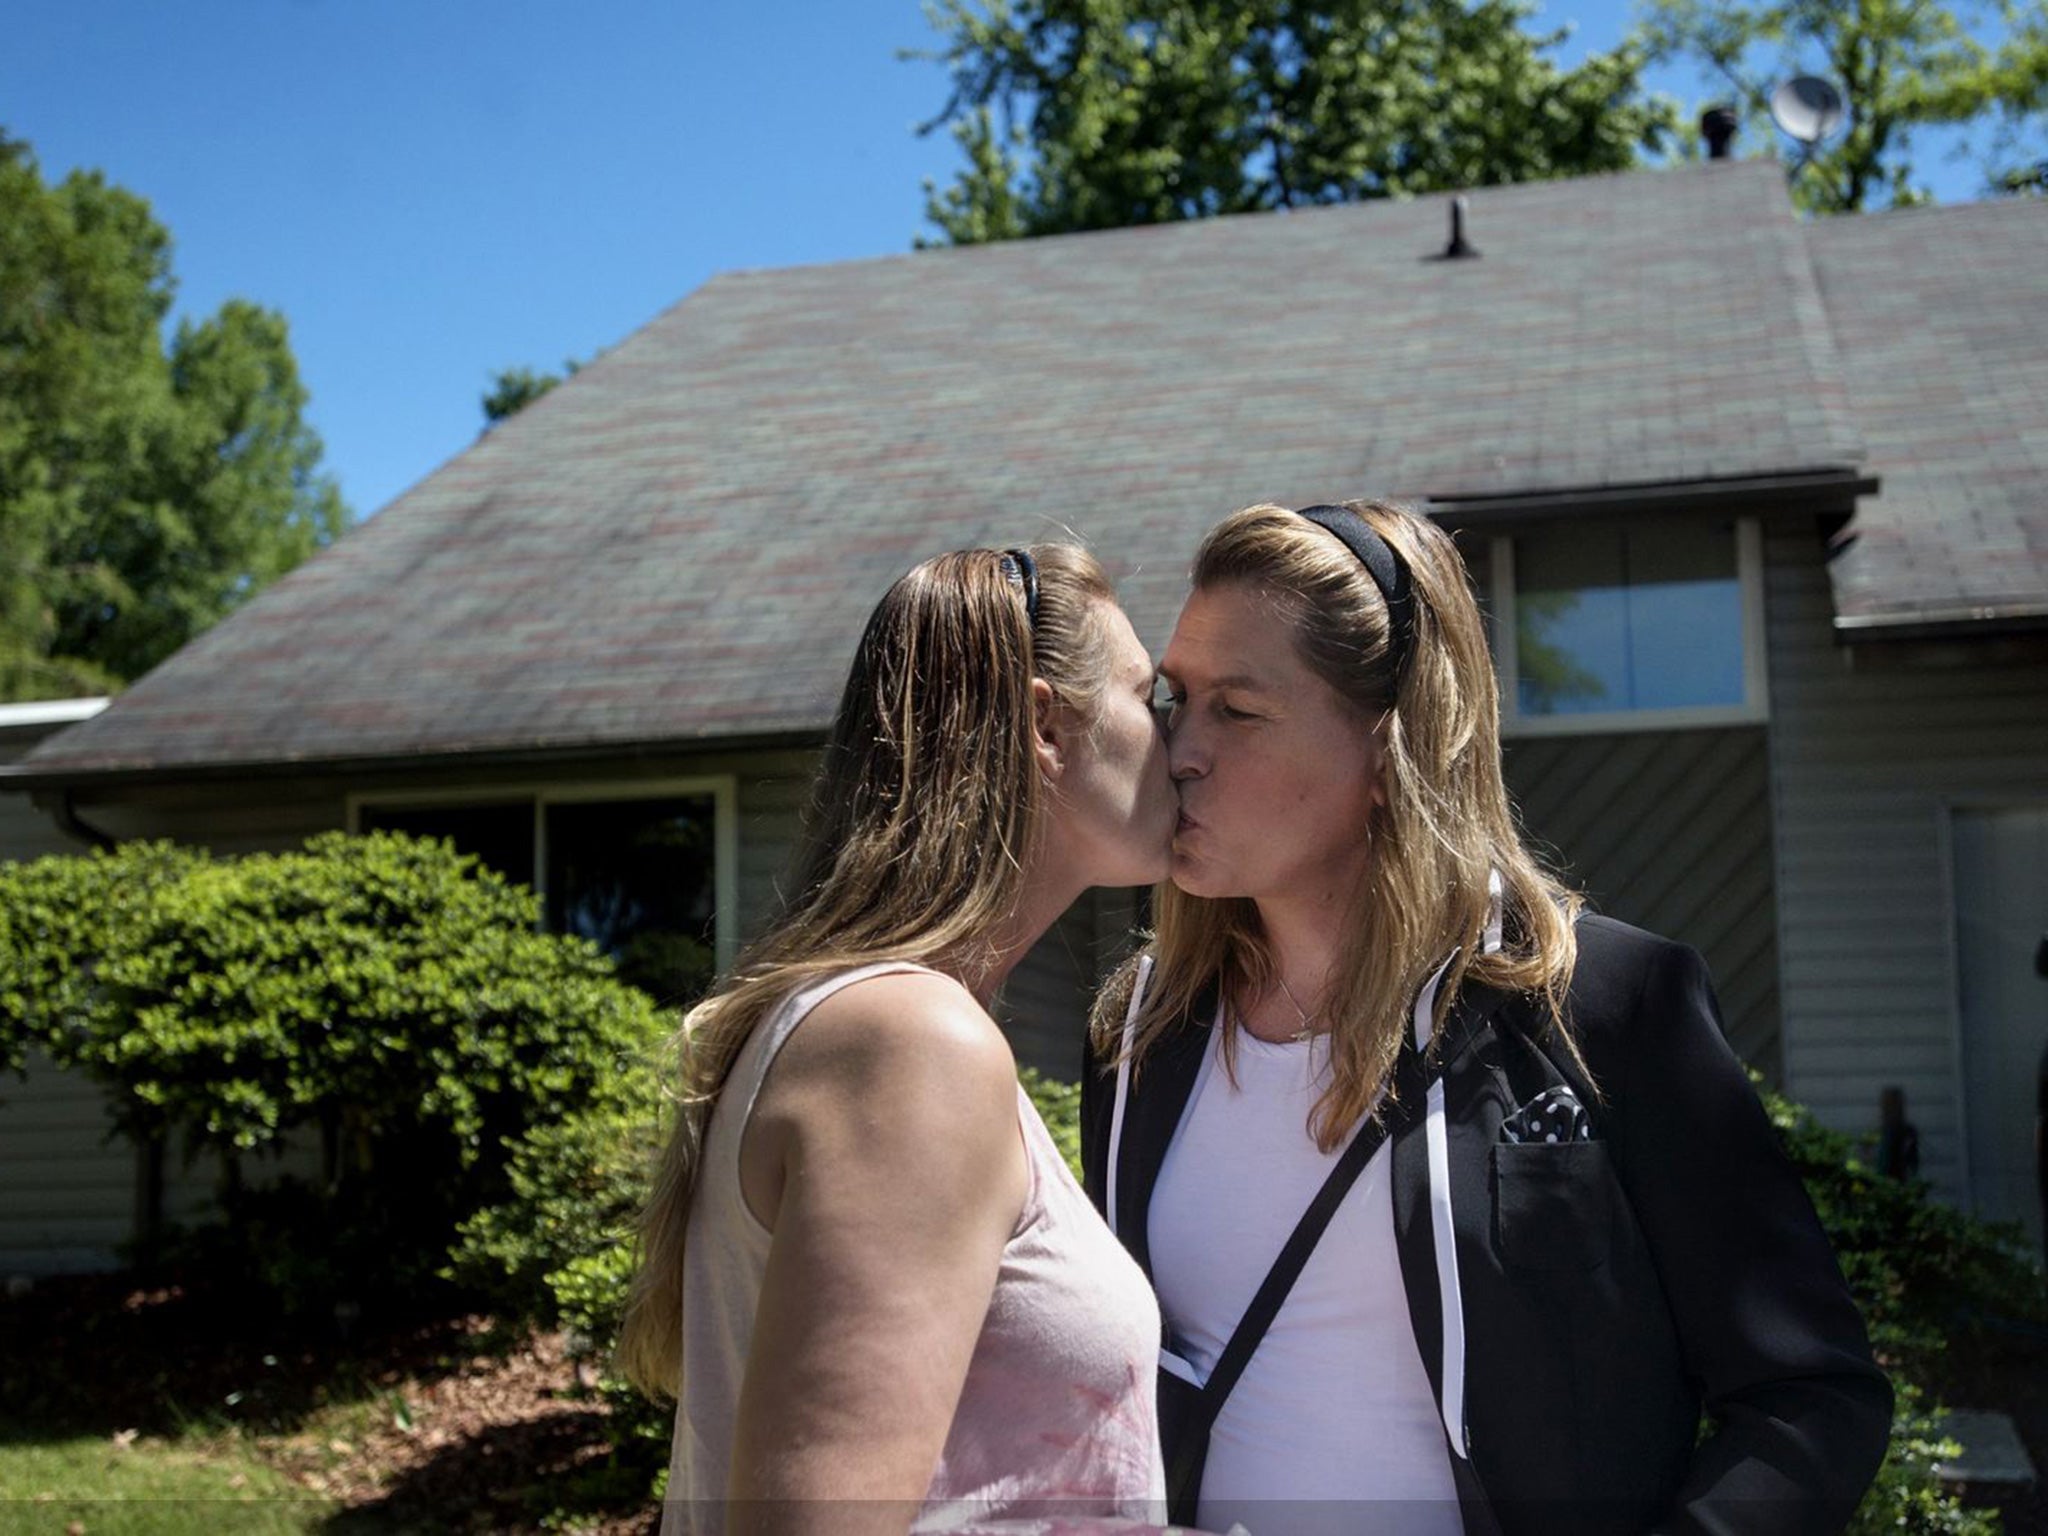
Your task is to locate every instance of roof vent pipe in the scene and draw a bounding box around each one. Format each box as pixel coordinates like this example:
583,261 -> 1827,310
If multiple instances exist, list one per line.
1444,196 -> 1478,259
1701,106 -> 1739,159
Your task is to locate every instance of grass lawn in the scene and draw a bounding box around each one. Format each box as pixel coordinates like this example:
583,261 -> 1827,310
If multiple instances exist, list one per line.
0,1428 -> 334,1534
0,1274 -> 654,1536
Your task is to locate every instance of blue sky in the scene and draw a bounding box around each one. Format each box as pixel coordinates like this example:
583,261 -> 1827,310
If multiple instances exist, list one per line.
4,1 -> 2013,521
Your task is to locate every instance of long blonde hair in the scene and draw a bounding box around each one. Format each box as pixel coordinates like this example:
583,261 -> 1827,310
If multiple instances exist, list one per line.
618,544 -> 1117,1397
1093,501 -> 1582,1151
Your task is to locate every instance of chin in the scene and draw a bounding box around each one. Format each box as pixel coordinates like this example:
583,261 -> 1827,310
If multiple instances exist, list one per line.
1168,850 -> 1235,900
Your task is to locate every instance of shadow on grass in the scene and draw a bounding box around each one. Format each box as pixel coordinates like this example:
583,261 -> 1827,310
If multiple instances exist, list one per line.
0,1270 -> 519,1445
317,1409 -> 656,1535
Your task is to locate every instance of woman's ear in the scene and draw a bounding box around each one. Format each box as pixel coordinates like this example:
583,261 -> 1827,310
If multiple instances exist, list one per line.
1363,712 -> 1391,811
1030,677 -> 1064,783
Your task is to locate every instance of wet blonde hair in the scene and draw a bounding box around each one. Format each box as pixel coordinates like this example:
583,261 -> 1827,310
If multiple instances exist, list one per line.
618,544 -> 1117,1397
1093,501 -> 1582,1151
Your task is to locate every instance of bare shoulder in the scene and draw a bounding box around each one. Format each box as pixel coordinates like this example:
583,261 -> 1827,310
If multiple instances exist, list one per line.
767,969 -> 1020,1137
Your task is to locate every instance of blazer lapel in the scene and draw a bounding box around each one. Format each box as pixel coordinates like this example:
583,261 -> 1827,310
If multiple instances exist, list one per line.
1114,994 -> 1213,1280
1389,1048 -> 1445,1409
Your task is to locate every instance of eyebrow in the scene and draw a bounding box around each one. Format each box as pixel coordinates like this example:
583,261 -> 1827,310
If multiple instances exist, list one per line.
1157,667 -> 1275,694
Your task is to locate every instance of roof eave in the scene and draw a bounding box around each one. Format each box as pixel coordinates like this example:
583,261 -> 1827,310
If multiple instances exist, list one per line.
0,725 -> 831,797
1424,467 -> 1875,528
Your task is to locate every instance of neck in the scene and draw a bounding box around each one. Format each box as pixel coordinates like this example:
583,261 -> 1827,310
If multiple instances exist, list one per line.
1244,889 -> 1351,1040
943,865 -> 1086,1010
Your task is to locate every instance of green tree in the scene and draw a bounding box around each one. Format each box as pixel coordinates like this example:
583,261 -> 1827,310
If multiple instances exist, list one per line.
911,0 -> 1679,245
0,130 -> 347,702
1639,0 -> 2048,211
481,358 -> 582,427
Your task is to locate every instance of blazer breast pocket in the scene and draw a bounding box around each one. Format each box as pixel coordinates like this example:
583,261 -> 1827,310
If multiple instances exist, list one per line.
1491,1140 -> 1617,1272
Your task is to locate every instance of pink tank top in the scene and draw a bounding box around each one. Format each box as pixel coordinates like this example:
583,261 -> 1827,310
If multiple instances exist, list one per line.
661,963 -> 1169,1535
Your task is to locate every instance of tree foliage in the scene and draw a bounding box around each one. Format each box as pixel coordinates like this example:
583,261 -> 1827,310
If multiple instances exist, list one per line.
1639,0 -> 2048,211
912,0 -> 1679,244
481,358 -> 583,427
0,129 -> 347,702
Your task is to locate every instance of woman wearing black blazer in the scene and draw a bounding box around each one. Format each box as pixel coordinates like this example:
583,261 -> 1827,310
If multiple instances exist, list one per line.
1080,502 -> 1891,1536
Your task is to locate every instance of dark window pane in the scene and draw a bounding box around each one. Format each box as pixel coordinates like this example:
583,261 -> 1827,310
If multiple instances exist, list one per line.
545,797 -> 718,1007
358,801 -> 536,890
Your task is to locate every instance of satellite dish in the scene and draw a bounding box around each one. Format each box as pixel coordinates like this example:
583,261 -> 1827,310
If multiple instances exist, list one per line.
1770,76 -> 1846,147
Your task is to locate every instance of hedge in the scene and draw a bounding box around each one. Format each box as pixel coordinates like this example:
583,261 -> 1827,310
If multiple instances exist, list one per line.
0,833 -> 673,1309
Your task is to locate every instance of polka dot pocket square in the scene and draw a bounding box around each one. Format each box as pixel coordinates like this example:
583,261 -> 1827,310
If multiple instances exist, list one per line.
1499,1085 -> 1594,1144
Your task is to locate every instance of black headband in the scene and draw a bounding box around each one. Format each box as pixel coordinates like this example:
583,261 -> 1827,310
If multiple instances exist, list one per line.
1000,547 -> 1040,626
1294,505 -> 1415,686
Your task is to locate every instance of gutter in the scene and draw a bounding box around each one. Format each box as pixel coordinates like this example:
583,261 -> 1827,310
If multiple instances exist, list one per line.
52,792 -> 117,850
0,697 -> 111,733
1833,605 -> 2048,644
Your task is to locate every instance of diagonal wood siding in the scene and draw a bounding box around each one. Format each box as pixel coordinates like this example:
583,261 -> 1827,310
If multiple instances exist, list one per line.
1502,726 -> 1781,1078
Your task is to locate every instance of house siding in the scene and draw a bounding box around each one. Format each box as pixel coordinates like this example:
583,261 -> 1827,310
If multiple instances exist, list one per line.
1,720 -> 91,863
1472,520 -> 1782,1077
1765,524 -> 2048,1205
1502,725 -> 1781,1076
0,791 -> 83,863
0,1049 -> 134,1277
2,723 -> 118,1275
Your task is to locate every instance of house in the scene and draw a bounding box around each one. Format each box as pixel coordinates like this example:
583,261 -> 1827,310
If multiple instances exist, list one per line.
1,699 -> 104,863
4,158 -> 2044,1275
0,698 -> 109,1275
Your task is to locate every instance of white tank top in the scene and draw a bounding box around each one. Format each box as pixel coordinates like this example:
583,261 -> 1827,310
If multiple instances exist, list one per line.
661,961 -> 1168,1535
1149,1023 -> 1462,1536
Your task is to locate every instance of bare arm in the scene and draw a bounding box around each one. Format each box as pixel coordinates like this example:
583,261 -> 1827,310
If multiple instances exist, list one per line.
728,972 -> 1029,1536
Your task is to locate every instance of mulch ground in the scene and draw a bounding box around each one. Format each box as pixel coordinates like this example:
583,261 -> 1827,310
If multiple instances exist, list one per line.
1929,1321 -> 2048,1535
0,1273 -> 659,1534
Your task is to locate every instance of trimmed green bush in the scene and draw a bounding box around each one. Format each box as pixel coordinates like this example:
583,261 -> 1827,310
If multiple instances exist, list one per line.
1757,1079 -> 2041,1535
449,1041 -> 673,1482
0,839 -> 204,1077
1760,1077 -> 2046,1358
1020,1066 -> 1082,1179
0,832 -> 674,1310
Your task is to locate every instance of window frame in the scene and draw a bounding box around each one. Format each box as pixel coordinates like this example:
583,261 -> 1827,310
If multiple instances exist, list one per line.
1489,516 -> 1770,738
345,776 -> 740,973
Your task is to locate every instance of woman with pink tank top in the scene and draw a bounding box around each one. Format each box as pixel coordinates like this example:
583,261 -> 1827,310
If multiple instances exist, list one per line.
616,547 -> 1181,1536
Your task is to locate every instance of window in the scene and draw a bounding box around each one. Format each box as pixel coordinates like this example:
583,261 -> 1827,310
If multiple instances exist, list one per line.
546,797 -> 719,1006
357,801 -> 536,889
353,779 -> 737,1008
1489,517 -> 1766,735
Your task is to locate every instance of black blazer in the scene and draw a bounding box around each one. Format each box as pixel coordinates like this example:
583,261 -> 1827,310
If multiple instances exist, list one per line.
1080,914 -> 1893,1536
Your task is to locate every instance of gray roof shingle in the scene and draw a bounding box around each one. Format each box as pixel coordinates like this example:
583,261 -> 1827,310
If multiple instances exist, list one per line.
1804,196 -> 2048,631
12,161 -> 1901,779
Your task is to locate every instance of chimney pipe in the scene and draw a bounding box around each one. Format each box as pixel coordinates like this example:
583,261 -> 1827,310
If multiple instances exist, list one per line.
1444,196 -> 1478,259
1701,106 -> 1739,160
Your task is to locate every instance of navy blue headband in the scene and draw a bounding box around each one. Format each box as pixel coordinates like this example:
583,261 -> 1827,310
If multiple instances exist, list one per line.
1294,505 -> 1416,687
1000,547 -> 1039,626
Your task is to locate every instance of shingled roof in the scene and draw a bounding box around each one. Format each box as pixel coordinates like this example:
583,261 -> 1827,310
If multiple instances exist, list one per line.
14,157 -> 2004,783
1804,196 -> 2048,633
